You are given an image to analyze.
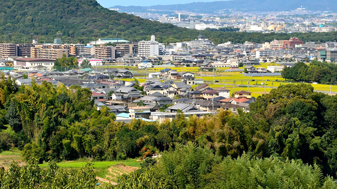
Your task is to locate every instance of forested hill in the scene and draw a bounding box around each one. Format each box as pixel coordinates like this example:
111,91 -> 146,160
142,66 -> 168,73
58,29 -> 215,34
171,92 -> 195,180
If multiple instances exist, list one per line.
0,0 -> 201,44
1,0 -> 337,44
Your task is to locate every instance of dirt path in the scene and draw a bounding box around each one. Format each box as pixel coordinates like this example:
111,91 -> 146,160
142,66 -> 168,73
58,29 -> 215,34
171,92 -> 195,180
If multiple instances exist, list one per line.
96,176 -> 117,185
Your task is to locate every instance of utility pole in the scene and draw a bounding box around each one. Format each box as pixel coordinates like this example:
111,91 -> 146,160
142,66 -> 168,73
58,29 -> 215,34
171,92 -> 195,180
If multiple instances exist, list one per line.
247,81 -> 249,92
213,65 -> 215,84
233,80 -> 235,97
212,95 -> 214,113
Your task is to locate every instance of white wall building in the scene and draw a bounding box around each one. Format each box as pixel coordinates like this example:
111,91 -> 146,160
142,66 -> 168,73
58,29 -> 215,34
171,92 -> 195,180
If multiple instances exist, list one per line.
14,58 -> 55,70
256,50 -> 272,58
267,66 -> 283,73
138,35 -> 164,57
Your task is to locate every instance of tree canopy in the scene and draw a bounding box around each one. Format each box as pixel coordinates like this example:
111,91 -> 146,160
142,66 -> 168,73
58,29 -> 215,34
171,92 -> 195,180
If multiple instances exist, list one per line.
282,60 -> 337,84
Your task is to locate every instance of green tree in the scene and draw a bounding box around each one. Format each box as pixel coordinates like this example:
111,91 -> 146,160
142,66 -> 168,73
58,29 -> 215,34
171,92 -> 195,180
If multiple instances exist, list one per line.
81,59 -> 91,68
5,101 -> 21,132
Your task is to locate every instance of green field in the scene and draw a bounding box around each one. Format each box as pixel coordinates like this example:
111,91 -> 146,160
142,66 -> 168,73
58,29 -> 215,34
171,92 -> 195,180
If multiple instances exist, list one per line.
103,64 -> 337,98
39,158 -> 141,168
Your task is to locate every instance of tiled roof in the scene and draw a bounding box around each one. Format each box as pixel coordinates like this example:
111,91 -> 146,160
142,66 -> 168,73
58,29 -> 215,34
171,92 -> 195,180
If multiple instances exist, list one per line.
234,90 -> 251,95
92,92 -> 105,96
214,87 -> 230,92
203,90 -> 219,94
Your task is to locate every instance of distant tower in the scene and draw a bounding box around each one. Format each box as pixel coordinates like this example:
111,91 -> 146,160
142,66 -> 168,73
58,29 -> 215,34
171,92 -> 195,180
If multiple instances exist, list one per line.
151,35 -> 155,42
178,13 -> 181,22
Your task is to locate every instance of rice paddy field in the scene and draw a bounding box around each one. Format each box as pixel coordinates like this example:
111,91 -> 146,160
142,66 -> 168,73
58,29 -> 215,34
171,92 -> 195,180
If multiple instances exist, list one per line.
100,62 -> 337,98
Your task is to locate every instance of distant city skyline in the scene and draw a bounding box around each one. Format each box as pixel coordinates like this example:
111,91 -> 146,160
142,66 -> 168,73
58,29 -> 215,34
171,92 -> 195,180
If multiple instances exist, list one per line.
97,0 -> 223,7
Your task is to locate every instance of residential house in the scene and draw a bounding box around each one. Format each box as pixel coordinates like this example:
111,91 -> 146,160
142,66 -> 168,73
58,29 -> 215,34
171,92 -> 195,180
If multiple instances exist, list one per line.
160,68 -> 171,78
173,98 -> 192,104
91,92 -> 106,100
214,87 -> 230,98
234,91 -> 252,99
116,69 -> 133,78
182,75 -> 195,85
147,85 -> 165,95
189,91 -> 204,100
194,79 -> 204,85
172,82 -> 192,96
166,103 -> 199,113
129,106 -> 151,119
181,72 -> 195,78
202,90 -> 219,100
245,66 -> 258,73
256,67 -> 267,73
267,66 -> 283,73
196,100 -> 222,112
195,84 -> 209,91
82,83 -> 110,90
151,111 -> 211,124
16,79 -> 32,86
112,87 -> 142,102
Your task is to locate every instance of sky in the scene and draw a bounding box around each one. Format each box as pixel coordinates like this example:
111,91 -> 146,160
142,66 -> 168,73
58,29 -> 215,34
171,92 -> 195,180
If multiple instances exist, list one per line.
97,0 -> 220,7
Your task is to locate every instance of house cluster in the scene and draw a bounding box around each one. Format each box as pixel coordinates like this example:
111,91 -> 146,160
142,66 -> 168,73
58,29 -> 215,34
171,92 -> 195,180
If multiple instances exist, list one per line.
9,63 -> 257,123
89,71 -> 255,123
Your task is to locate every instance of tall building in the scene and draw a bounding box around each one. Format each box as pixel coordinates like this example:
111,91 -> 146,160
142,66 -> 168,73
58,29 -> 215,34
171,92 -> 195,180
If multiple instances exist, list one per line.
17,44 -> 34,57
318,49 -> 337,62
115,43 -> 138,58
283,38 -> 303,48
138,35 -> 161,57
256,50 -> 272,58
31,45 -> 69,59
0,43 -> 16,58
95,45 -> 116,59
30,44 -> 86,58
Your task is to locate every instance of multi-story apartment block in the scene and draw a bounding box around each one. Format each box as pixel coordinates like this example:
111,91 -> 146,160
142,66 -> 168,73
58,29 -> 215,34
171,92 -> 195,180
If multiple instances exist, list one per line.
318,49 -> 337,62
115,43 -> 138,58
0,43 -> 16,58
17,44 -> 34,57
31,47 -> 68,59
138,35 -> 160,57
95,45 -> 115,59
256,50 -> 272,58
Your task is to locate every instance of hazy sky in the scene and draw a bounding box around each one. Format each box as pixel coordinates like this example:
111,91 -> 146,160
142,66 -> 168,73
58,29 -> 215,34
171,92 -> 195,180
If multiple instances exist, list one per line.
97,0 -> 220,7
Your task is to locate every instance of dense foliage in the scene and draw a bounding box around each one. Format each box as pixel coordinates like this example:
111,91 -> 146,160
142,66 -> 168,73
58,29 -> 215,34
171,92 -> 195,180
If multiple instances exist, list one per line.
2,74 -> 337,186
115,144 -> 337,189
282,60 -> 337,84
1,0 -> 337,44
53,55 -> 79,71
0,161 -> 97,188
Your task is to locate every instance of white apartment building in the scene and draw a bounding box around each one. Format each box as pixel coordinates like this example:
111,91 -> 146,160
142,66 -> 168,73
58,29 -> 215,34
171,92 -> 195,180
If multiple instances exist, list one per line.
256,50 -> 272,58
14,58 -> 55,70
138,35 -> 165,57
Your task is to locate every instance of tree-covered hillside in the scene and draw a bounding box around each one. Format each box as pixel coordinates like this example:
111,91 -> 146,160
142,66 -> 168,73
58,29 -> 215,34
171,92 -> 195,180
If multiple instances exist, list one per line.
1,0 -> 337,44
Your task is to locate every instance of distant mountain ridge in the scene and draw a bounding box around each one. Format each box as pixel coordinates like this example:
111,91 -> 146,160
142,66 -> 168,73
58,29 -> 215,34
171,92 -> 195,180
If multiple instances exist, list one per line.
112,0 -> 337,13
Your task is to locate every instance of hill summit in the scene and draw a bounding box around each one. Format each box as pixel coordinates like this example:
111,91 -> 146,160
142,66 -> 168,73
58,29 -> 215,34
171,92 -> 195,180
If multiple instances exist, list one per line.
0,0 -> 202,43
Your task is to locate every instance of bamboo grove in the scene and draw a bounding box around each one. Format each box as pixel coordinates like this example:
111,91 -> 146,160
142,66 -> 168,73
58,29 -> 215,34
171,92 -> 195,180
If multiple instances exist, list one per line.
1,75 -> 337,185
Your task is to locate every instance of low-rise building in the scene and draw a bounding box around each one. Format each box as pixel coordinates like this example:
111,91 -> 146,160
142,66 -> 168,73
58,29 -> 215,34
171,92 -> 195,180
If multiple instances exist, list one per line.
234,91 -> 251,99
202,90 -> 219,100
14,58 -> 55,70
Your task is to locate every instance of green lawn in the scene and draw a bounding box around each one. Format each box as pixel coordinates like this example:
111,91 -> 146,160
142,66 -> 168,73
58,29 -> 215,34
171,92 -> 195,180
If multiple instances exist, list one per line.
39,158 -> 141,168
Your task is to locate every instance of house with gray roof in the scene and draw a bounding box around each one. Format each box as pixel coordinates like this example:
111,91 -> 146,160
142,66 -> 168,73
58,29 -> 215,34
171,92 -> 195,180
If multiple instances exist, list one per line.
167,103 -> 199,113
16,79 -> 32,86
